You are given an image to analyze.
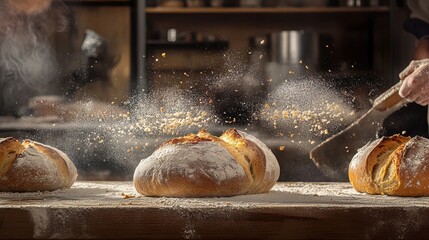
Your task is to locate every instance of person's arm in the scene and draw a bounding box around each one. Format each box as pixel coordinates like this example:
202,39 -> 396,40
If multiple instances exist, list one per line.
399,42 -> 429,106
399,36 -> 429,106
414,38 -> 429,59
398,0 -> 429,106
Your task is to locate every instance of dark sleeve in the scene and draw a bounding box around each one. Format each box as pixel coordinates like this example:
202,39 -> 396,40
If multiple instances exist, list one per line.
404,18 -> 429,39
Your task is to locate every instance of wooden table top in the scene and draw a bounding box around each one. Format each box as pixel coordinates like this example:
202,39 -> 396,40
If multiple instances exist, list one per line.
1,181 -> 429,239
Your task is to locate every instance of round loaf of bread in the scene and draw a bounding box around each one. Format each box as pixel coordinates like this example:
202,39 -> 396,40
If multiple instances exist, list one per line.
0,137 -> 78,192
133,129 -> 280,197
349,134 -> 429,196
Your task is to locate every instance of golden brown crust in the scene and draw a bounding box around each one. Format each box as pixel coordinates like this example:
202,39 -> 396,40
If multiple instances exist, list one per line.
0,138 -> 25,178
237,130 -> 280,193
349,135 -> 410,195
392,136 -> 429,196
162,132 -> 213,146
219,129 -> 266,194
348,135 -> 429,197
30,141 -> 77,189
133,129 -> 279,197
0,138 -> 77,192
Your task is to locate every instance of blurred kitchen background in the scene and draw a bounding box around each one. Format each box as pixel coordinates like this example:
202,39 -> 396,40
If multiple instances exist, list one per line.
0,0 -> 416,181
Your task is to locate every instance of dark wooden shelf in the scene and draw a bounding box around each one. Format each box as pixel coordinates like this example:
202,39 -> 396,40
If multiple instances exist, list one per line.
147,40 -> 229,50
146,7 -> 390,14
63,0 -> 131,7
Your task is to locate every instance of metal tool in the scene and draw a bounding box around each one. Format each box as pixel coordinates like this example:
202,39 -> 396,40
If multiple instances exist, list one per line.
310,82 -> 408,181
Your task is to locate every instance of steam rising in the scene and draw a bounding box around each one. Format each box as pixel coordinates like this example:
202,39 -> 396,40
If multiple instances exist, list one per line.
0,29 -> 57,89
0,1 -> 61,114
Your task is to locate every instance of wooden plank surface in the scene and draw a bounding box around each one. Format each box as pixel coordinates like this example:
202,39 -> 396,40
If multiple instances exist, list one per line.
1,181 -> 429,239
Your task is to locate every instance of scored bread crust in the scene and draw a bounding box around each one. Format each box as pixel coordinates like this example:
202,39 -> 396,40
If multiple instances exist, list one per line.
0,138 -> 25,178
133,129 -> 280,197
349,135 -> 429,196
0,137 -> 78,192
394,136 -> 429,196
236,130 -> 280,193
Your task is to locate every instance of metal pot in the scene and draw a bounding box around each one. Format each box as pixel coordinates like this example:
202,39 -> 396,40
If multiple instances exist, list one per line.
268,30 -> 319,66
265,30 -> 333,90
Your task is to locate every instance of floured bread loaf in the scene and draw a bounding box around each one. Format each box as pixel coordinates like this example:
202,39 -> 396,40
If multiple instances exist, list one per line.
0,137 -> 78,192
349,135 -> 429,196
133,129 -> 280,197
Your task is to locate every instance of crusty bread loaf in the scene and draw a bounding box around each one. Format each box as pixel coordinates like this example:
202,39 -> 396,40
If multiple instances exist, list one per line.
133,129 -> 280,197
0,137 -> 78,192
349,134 -> 429,196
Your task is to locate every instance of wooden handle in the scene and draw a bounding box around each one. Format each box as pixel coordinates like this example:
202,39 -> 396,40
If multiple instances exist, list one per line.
372,82 -> 407,111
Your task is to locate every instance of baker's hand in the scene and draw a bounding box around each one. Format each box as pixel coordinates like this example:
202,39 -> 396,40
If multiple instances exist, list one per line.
399,59 -> 429,106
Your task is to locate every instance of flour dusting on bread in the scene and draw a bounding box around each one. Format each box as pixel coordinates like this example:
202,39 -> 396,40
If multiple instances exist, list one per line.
134,129 -> 280,197
0,137 -> 77,192
349,135 -> 429,196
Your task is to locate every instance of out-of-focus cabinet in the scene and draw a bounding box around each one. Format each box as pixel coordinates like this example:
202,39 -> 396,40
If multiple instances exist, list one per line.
144,3 -> 406,94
